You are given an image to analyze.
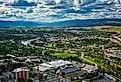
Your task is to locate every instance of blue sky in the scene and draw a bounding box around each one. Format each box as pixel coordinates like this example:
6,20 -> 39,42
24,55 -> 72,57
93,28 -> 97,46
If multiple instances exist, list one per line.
0,0 -> 121,23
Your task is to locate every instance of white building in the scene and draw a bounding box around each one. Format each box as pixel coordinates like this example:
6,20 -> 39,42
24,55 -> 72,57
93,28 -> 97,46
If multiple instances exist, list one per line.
33,60 -> 72,72
48,60 -> 71,68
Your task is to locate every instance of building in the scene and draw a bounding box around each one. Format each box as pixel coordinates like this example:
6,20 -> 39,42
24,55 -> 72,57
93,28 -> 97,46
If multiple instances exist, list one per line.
33,60 -> 72,72
33,63 -> 51,72
13,67 -> 29,81
0,72 -> 14,82
48,60 -> 72,68
81,65 -> 98,73
5,54 -> 16,59
25,56 -> 40,63
94,74 -> 116,82
60,65 -> 80,75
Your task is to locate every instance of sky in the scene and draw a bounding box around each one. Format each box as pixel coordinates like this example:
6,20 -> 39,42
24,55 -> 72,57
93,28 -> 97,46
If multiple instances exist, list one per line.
0,0 -> 121,23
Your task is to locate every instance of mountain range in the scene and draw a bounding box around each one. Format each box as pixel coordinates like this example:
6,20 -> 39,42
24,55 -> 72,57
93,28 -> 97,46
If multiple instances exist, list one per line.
0,0 -> 121,27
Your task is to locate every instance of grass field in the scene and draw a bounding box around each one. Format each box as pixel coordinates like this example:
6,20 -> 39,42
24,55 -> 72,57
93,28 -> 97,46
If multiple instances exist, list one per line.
95,26 -> 121,33
50,52 -> 78,58
47,43 -> 56,48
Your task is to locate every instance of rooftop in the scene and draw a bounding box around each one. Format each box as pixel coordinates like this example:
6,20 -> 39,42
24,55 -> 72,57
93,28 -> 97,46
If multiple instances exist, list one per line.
61,66 -> 80,74
94,74 -> 116,82
34,65 -> 50,72
33,60 -> 72,72
81,65 -> 98,73
48,60 -> 72,68
13,67 -> 29,72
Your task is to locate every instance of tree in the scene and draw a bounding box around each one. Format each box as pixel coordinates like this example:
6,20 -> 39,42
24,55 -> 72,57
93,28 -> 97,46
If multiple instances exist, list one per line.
18,78 -> 25,82
39,73 -> 44,81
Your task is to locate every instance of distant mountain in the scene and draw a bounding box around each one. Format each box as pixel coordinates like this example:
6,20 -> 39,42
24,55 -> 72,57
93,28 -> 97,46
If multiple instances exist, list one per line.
38,0 -> 119,5
0,19 -> 121,27
47,19 -> 121,27
0,20 -> 43,27
0,0 -> 121,26
5,0 -> 37,6
3,0 -> 121,6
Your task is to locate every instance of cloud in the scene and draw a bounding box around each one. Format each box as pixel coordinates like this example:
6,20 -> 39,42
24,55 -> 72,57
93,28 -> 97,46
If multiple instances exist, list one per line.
0,0 -> 121,23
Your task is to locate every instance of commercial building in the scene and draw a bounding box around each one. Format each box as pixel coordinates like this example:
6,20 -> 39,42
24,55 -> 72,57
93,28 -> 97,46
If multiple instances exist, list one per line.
33,60 -> 72,72
48,60 -> 71,68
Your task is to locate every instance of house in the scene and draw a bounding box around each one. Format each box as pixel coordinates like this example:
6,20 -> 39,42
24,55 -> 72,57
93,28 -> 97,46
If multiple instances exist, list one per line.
0,60 -> 5,67
25,56 -> 40,63
5,54 -> 16,59
0,60 -> 4,64
17,57 -> 27,62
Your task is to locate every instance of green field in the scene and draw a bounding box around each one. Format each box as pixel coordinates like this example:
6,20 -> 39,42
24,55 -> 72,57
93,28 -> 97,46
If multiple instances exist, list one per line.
47,43 -> 56,48
50,52 -> 78,58
96,26 -> 121,33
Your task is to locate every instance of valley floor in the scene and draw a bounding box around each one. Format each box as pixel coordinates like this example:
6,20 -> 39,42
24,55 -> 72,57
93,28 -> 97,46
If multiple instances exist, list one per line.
0,26 -> 121,82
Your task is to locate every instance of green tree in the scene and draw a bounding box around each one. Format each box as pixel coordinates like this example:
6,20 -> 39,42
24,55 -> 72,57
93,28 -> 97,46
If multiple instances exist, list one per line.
18,78 -> 25,82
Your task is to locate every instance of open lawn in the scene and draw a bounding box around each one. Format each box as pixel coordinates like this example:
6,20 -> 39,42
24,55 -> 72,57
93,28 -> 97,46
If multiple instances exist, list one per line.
50,52 -> 78,58
47,43 -> 56,48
